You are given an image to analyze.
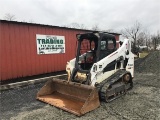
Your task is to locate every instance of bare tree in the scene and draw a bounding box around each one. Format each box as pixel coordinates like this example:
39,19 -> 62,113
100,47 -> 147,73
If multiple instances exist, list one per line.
121,21 -> 142,53
122,21 -> 141,43
136,30 -> 160,51
78,24 -> 86,29
61,24 -> 69,28
137,31 -> 150,46
137,32 -> 146,46
29,19 -> 34,23
136,31 -> 152,51
151,31 -> 160,50
68,23 -> 87,29
22,20 -> 26,22
4,13 -> 16,21
70,23 -> 80,28
102,29 -> 114,33
143,31 -> 152,50
92,24 -> 100,31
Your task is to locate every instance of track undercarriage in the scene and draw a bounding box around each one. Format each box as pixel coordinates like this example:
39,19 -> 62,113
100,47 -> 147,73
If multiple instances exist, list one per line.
97,70 -> 133,102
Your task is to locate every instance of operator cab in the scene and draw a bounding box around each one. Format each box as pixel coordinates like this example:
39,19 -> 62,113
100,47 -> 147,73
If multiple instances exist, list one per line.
76,32 -> 117,72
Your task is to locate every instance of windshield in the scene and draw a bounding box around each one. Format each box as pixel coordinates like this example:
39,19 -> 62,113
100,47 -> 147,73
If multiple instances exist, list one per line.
101,39 -> 115,50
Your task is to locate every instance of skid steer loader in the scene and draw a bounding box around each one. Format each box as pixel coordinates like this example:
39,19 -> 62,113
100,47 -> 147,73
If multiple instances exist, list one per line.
37,32 -> 134,116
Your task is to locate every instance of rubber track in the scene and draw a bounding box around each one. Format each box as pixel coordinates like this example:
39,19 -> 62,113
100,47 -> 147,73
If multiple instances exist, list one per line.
96,69 -> 129,101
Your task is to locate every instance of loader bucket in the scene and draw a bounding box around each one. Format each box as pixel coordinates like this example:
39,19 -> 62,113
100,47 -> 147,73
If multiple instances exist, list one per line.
37,78 -> 100,116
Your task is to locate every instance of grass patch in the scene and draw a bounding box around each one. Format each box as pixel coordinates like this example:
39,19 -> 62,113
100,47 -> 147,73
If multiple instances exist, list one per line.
139,52 -> 149,58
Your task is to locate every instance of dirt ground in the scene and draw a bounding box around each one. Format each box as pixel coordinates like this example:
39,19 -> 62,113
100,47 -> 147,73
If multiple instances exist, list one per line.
0,51 -> 160,120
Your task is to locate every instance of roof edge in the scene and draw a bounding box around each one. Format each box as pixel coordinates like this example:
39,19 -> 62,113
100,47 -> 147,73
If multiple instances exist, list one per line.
0,19 -> 121,35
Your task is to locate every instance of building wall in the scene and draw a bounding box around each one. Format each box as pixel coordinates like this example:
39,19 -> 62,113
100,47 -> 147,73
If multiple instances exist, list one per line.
0,20 -> 120,81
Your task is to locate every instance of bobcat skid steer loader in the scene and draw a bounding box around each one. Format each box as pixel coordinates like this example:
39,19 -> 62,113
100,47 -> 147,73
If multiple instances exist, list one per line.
37,32 -> 134,116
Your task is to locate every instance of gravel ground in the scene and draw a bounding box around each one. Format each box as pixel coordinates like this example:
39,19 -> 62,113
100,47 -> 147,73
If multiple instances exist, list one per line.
0,51 -> 160,120
135,51 -> 160,74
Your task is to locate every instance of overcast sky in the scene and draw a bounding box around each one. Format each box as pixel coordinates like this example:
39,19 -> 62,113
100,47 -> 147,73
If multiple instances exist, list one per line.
0,0 -> 159,34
